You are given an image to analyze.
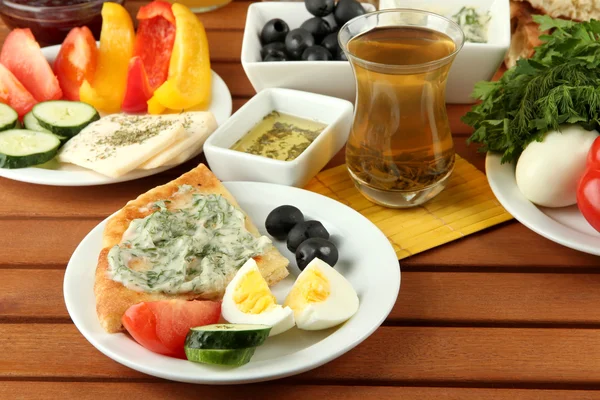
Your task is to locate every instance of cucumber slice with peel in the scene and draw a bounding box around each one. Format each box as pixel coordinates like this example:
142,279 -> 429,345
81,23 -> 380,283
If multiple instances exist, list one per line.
185,324 -> 271,350
0,103 -> 19,132
0,129 -> 60,168
32,100 -> 99,138
185,347 -> 256,366
24,111 -> 51,133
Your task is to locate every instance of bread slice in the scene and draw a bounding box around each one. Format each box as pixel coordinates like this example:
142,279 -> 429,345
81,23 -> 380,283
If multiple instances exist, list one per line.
138,112 -> 217,170
95,164 -> 289,333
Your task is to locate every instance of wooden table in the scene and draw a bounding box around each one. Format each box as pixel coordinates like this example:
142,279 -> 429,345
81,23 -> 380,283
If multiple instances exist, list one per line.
2,2 -> 600,399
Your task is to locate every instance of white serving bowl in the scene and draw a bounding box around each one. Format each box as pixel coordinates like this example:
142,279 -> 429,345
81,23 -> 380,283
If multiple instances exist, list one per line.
204,88 -> 353,187
241,2 -> 376,103
378,0 -> 511,104
242,0 -> 510,104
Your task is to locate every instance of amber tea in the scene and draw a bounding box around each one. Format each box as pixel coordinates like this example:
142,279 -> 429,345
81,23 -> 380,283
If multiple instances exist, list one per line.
345,24 -> 459,207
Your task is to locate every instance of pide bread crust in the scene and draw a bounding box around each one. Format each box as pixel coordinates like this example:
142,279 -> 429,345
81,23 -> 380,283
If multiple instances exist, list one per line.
95,164 -> 289,333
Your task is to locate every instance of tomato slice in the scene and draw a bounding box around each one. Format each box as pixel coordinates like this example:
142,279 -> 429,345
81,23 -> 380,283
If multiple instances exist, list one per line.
133,1 -> 176,91
0,63 -> 36,117
578,137 -> 600,233
0,28 -> 62,102
53,27 -> 98,101
122,300 -> 221,358
122,57 -> 153,113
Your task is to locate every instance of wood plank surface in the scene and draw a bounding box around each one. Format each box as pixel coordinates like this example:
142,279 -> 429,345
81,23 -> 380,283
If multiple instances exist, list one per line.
5,269 -> 600,325
5,324 -> 600,385
2,382 -> 600,400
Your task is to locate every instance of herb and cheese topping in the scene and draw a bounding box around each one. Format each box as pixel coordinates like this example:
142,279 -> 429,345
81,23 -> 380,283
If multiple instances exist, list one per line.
107,185 -> 271,294
451,7 -> 490,44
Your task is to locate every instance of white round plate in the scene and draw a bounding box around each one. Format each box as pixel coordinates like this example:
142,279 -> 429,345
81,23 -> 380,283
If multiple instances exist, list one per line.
486,152 -> 600,255
63,182 -> 401,384
0,45 -> 232,187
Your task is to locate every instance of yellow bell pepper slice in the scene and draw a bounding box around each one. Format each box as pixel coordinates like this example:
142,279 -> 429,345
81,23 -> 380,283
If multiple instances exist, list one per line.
80,3 -> 134,113
148,3 -> 211,114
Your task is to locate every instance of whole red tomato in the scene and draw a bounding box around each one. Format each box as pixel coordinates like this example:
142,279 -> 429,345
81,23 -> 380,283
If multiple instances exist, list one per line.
577,136 -> 600,232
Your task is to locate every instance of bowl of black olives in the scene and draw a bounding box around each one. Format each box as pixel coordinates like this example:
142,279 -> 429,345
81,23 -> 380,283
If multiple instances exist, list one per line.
241,0 -> 375,103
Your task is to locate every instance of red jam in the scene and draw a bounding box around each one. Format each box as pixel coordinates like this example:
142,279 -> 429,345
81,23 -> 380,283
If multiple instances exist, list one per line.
0,0 -> 118,46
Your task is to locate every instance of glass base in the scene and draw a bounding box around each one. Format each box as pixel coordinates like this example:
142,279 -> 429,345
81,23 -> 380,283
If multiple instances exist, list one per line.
348,166 -> 454,208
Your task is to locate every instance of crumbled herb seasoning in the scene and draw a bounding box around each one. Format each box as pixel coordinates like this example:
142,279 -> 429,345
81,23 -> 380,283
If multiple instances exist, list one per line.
231,111 -> 327,161
451,6 -> 490,43
107,185 -> 271,294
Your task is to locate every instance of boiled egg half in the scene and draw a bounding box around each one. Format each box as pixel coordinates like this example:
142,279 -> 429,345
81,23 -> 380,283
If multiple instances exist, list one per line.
221,258 -> 294,336
516,125 -> 599,208
284,258 -> 359,330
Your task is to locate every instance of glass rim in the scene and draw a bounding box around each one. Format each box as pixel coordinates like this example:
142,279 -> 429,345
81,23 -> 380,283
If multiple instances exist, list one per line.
337,8 -> 466,72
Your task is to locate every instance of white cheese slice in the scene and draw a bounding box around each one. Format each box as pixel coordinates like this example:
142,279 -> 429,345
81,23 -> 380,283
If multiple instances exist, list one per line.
138,111 -> 217,170
57,114 -> 186,178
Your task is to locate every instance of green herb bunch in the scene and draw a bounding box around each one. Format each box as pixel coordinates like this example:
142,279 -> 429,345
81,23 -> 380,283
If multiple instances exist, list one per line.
463,16 -> 600,163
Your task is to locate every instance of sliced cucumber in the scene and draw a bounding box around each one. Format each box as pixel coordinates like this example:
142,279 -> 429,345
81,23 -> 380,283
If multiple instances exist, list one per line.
0,129 -> 60,169
24,111 -> 51,133
32,100 -> 99,138
185,347 -> 256,366
22,111 -> 70,144
185,324 -> 271,350
0,103 -> 19,132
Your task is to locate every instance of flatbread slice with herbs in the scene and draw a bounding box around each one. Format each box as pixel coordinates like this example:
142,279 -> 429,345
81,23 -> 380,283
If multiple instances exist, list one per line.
95,164 -> 289,333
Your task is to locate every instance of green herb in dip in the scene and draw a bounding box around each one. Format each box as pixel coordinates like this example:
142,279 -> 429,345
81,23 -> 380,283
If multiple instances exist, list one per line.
452,7 -> 490,43
107,185 -> 271,294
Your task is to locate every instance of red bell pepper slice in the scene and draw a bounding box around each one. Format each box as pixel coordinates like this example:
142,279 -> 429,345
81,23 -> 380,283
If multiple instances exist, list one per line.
577,137 -> 600,233
133,1 -> 176,90
122,56 -> 153,114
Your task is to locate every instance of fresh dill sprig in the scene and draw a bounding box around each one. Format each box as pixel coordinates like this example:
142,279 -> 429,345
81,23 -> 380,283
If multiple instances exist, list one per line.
463,15 -> 600,163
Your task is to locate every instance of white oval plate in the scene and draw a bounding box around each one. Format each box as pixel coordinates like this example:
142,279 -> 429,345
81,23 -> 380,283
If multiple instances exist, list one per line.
0,45 -> 232,186
486,152 -> 600,255
63,182 -> 401,384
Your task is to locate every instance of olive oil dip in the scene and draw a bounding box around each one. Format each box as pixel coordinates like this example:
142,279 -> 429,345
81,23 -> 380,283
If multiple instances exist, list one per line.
231,111 -> 326,161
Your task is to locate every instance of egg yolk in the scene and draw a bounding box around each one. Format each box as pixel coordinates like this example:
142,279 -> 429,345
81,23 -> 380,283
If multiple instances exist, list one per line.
284,268 -> 330,310
233,269 -> 277,314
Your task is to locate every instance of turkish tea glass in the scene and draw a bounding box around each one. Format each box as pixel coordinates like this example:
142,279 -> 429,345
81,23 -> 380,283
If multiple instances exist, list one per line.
339,10 -> 464,208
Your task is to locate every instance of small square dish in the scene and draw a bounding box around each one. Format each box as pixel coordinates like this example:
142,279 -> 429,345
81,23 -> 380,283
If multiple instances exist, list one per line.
378,0 -> 511,104
204,88 -> 353,187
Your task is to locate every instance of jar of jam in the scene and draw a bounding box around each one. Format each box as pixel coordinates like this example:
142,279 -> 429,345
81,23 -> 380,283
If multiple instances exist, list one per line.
0,0 -> 126,47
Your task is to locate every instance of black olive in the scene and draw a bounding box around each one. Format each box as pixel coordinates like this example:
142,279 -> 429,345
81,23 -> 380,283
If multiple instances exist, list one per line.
300,17 -> 331,43
320,33 -> 340,57
264,51 -> 288,61
296,238 -> 339,270
301,45 -> 333,61
285,28 -> 315,60
265,205 -> 304,240
305,0 -> 335,17
261,42 -> 287,60
260,18 -> 290,45
334,0 -> 366,27
287,220 -> 330,252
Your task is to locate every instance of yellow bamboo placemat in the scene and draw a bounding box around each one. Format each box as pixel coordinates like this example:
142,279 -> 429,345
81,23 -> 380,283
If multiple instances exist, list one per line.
305,155 -> 513,260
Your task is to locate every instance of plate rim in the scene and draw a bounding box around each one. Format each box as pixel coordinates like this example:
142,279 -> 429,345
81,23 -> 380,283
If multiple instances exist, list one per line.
0,44 -> 232,187
485,152 -> 600,256
63,181 -> 401,384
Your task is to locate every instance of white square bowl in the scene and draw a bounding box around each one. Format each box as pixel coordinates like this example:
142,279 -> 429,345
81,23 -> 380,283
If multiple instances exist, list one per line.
242,0 -> 510,104
379,0 -> 511,104
241,2 -> 376,103
204,88 -> 354,188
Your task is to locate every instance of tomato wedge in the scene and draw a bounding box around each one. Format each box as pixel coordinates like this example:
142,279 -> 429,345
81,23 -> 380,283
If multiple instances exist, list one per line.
577,137 -> 600,233
0,28 -> 62,102
133,1 -> 176,91
53,27 -> 98,101
122,57 -> 153,113
122,300 -> 221,359
0,63 -> 36,117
